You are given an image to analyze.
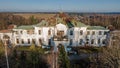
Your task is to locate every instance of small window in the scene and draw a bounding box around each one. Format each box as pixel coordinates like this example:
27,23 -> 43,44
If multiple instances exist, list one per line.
92,31 -> 95,35
80,30 -> 83,35
20,31 -> 23,34
28,39 -> 30,44
16,39 -> 19,44
48,30 -> 51,35
39,39 -> 42,45
27,30 -> 29,34
70,30 -> 73,35
91,39 -> 94,44
79,39 -> 83,45
16,31 -> 18,34
69,39 -> 73,45
32,39 -> 36,44
32,30 -> 34,34
102,39 -> 106,44
99,31 -> 102,35
87,31 -> 90,35
38,30 -> 41,35
98,39 -> 101,44
48,39 -> 51,45
104,31 -> 108,35
22,39 -> 24,44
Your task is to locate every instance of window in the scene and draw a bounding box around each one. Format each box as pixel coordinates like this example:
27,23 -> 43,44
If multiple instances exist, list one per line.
39,39 -> 42,45
38,30 -> 41,35
69,39 -> 73,45
32,30 -> 34,34
87,31 -> 90,35
20,31 -> 23,34
104,31 -> 108,35
92,31 -> 95,35
22,39 -> 24,44
70,30 -> 73,35
80,30 -> 83,35
27,30 -> 29,34
102,39 -> 106,44
32,39 -> 36,44
57,31 -> 64,36
48,30 -> 51,35
91,39 -> 94,44
79,39 -> 83,45
16,39 -> 19,44
48,39 -> 51,45
86,39 -> 89,44
98,39 -> 101,44
99,31 -> 102,35
28,39 -> 30,44
16,31 -> 18,34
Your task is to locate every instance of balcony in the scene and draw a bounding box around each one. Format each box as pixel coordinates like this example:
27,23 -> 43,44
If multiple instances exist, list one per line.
53,35 -> 68,41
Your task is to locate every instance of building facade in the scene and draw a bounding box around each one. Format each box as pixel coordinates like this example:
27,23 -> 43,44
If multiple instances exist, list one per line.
0,18 -> 109,47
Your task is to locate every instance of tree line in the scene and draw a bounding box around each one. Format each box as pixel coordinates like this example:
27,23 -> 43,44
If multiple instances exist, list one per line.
0,13 -> 120,30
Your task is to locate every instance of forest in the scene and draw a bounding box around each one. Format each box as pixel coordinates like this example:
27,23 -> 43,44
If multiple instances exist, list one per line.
0,13 -> 120,30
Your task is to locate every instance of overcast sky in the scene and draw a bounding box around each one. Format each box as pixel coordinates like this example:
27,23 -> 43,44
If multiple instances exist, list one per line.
0,0 -> 120,12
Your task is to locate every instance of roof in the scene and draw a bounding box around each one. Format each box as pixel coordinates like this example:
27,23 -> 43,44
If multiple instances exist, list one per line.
36,20 -> 48,27
14,25 -> 34,30
75,22 -> 87,27
87,26 -> 108,30
0,30 -> 12,33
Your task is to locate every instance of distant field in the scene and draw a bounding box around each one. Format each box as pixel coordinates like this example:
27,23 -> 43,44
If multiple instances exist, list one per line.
13,13 -> 56,19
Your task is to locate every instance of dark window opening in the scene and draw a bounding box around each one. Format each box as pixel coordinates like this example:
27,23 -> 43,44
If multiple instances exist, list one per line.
80,30 -> 83,35
22,39 -> 24,44
91,39 -> 94,44
99,31 -> 102,35
32,39 -> 36,44
28,39 -> 30,44
48,30 -> 51,35
70,30 -> 73,35
39,39 -> 42,45
79,39 -> 83,45
39,30 -> 41,35
70,39 -> 73,45
92,31 -> 95,35
87,31 -> 90,35
16,39 -> 19,44
98,39 -> 101,44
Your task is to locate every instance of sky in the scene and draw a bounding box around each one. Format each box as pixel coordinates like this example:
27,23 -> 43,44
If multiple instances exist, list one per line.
0,0 -> 120,12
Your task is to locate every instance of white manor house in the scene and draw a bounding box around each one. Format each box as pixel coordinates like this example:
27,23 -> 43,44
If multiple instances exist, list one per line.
0,14 -> 110,47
